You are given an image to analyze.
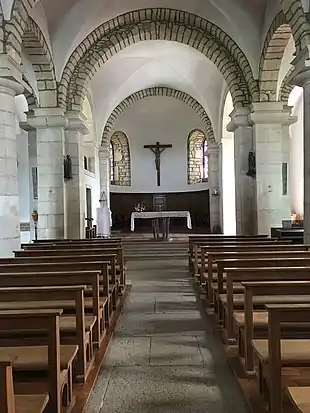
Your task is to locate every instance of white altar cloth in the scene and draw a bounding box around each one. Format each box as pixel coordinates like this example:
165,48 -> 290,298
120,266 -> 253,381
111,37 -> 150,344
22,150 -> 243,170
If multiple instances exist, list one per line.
131,211 -> 192,231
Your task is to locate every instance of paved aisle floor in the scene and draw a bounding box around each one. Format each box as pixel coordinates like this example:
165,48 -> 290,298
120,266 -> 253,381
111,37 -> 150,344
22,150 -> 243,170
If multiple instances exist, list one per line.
86,256 -> 248,412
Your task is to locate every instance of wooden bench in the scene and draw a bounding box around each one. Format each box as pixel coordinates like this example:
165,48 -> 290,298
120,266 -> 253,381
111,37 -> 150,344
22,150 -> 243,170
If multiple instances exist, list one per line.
213,254 -> 310,316
200,245 -> 310,303
0,359 -> 49,413
286,387 -> 310,413
0,309 -> 78,413
253,303 -> 310,413
237,280 -> 310,372
0,285 -> 91,383
0,271 -> 103,347
0,259 -> 119,322
220,266 -> 310,341
188,235 -> 269,271
191,239 -> 288,277
16,246 -> 125,290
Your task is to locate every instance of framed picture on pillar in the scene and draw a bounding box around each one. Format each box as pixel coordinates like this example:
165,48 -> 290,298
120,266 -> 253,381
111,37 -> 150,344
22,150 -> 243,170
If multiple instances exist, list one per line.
282,162 -> 288,196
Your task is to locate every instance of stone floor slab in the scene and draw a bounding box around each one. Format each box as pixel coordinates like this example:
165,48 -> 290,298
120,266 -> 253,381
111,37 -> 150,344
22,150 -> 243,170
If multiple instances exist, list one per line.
104,337 -> 151,367
99,366 -> 243,413
150,335 -> 204,366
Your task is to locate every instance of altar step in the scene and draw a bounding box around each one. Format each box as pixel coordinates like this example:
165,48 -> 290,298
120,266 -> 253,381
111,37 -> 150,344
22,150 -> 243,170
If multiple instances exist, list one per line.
123,239 -> 188,260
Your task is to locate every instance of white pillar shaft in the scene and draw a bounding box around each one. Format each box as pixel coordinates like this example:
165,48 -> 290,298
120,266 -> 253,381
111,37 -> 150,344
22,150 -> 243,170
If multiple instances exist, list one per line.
255,124 -> 291,234
234,125 -> 256,234
66,129 -> 85,239
208,145 -> 220,231
37,125 -> 66,239
99,150 -> 110,209
252,103 -> 296,235
304,81 -> 310,243
0,80 -> 22,256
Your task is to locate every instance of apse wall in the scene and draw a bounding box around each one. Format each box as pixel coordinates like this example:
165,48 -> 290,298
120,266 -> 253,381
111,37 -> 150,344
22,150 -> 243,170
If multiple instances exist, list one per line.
110,96 -> 209,193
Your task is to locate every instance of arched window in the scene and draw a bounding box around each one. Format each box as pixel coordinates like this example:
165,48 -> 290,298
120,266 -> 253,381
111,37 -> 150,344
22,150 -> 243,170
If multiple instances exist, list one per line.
188,129 -> 208,184
109,131 -> 131,186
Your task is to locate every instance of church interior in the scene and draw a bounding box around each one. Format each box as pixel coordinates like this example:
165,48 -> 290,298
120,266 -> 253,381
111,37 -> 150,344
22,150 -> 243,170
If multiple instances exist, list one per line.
2,0 -> 310,412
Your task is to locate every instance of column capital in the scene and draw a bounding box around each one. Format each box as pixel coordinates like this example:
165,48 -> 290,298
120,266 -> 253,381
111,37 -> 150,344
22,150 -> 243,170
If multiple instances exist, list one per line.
227,106 -> 252,132
207,141 -> 219,156
28,108 -> 68,129
251,102 -> 298,126
66,111 -> 90,135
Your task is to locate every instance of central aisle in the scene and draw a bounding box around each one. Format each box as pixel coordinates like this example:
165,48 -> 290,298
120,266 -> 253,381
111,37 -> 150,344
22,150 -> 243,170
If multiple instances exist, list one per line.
86,241 -> 248,412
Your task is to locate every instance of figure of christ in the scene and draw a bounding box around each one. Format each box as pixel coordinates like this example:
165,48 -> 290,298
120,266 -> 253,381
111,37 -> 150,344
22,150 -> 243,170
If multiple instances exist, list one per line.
144,141 -> 172,186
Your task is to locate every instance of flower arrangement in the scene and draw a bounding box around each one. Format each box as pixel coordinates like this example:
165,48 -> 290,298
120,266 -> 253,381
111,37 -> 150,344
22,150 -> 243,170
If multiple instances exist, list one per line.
134,203 -> 146,212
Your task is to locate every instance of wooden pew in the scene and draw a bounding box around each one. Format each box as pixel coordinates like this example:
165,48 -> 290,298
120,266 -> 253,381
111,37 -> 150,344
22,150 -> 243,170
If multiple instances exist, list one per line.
200,245 -> 310,303
30,237 -> 122,244
0,271 -> 103,347
0,309 -> 77,413
286,387 -> 310,413
0,285 -> 91,383
188,235 -> 270,274
16,246 -> 125,290
0,259 -> 116,318
221,266 -> 310,341
253,304 -> 310,413
238,281 -> 310,372
193,240 -> 292,279
0,359 -> 49,413
213,254 -> 310,314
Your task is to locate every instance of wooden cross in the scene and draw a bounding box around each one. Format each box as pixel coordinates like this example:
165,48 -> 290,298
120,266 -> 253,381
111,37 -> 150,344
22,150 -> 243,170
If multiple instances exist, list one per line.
144,141 -> 172,186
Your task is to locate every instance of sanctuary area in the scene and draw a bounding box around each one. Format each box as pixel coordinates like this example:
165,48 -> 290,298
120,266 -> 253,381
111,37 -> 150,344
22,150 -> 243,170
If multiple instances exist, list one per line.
1,1 -> 310,413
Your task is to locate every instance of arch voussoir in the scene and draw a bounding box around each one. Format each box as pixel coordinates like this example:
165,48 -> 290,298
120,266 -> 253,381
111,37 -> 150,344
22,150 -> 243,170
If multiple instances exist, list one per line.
22,17 -> 57,107
59,8 -> 257,112
101,87 -> 215,147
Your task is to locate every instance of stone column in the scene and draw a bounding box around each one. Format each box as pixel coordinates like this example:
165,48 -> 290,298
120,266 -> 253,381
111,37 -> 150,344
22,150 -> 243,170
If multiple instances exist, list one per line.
99,148 -> 111,208
251,102 -> 297,235
282,48 -> 310,243
227,107 -> 256,234
208,141 -> 221,232
29,108 -> 67,239
0,57 -> 23,257
66,112 -> 89,239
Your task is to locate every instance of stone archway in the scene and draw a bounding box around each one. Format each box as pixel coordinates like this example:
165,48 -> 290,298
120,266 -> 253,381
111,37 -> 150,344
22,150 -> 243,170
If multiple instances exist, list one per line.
101,87 -> 215,147
58,8 -> 259,111
259,12 -> 292,102
259,1 -> 310,101
279,67 -> 295,102
22,17 -> 57,107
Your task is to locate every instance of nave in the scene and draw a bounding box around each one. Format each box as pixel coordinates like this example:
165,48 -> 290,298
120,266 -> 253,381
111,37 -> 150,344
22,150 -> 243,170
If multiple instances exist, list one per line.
86,240 -> 246,412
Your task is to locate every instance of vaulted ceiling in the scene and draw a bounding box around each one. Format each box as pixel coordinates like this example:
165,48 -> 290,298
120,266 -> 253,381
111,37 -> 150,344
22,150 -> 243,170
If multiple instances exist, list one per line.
24,0 -> 283,140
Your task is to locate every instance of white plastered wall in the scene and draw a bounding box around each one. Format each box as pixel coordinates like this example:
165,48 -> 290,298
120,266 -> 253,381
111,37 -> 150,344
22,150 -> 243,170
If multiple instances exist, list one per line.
109,96 -> 210,194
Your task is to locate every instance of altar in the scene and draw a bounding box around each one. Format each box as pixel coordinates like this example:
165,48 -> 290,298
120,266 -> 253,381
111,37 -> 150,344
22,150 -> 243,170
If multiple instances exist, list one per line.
131,211 -> 192,239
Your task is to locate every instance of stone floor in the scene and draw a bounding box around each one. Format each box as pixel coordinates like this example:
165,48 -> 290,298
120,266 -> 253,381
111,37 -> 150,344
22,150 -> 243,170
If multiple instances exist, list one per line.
85,251 -> 248,412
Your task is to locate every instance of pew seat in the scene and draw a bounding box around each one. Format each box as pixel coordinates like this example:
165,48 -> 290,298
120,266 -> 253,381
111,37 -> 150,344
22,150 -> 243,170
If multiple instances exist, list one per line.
0,345 -> 78,371
220,294 -> 310,308
253,339 -> 310,364
287,387 -> 310,413
234,310 -> 310,329
15,394 -> 49,413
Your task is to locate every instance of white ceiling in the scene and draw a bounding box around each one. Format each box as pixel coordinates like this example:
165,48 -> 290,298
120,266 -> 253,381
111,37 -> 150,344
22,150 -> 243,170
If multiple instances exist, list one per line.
90,41 -> 225,141
25,0 -> 283,144
31,0 -> 272,78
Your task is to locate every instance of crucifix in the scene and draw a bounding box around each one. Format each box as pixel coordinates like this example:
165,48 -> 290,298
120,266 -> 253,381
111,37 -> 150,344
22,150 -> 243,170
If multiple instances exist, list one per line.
144,141 -> 172,186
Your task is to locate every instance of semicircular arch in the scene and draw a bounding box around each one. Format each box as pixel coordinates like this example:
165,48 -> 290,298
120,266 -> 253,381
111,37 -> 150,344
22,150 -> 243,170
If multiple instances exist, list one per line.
58,8 -> 259,111
101,87 -> 215,147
